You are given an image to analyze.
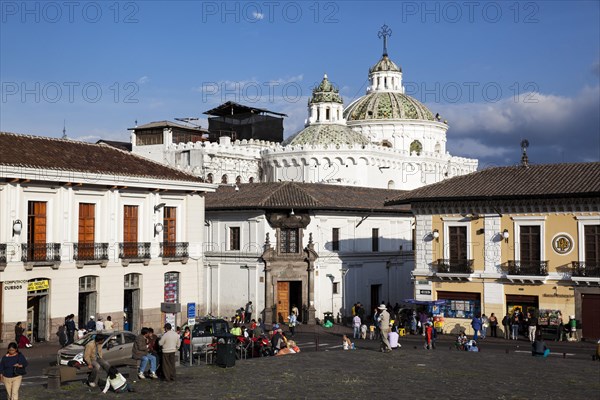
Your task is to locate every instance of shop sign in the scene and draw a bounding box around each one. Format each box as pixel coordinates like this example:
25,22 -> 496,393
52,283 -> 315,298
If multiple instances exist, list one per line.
28,279 -> 49,292
3,280 -> 28,290
420,290 -> 432,295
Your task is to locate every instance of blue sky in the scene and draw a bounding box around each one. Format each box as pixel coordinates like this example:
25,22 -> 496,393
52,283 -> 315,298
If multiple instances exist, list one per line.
1,1 -> 599,168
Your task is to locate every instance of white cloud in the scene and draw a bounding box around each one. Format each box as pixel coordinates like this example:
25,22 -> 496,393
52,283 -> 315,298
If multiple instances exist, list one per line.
137,76 -> 149,85
252,11 -> 264,20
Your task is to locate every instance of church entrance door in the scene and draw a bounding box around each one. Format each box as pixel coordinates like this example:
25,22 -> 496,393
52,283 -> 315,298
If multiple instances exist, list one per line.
277,281 -> 289,323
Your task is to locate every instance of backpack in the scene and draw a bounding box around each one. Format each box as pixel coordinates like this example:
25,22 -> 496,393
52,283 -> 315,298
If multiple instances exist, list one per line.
502,316 -> 508,326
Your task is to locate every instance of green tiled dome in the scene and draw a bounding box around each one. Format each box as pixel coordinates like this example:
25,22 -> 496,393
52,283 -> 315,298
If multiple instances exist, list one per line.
309,75 -> 343,105
369,55 -> 401,73
344,92 -> 434,121
283,124 -> 370,147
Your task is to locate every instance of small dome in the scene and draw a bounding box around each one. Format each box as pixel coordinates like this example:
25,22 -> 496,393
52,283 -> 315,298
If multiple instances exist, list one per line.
309,74 -> 343,105
344,92 -> 434,121
369,55 -> 401,73
283,124 -> 370,147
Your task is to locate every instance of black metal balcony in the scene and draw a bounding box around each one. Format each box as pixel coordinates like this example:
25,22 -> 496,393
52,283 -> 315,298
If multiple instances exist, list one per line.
571,261 -> 600,277
506,260 -> 549,276
119,242 -> 151,260
435,259 -> 474,274
73,243 -> 109,261
0,243 -> 6,264
160,242 -> 189,258
21,243 -> 61,263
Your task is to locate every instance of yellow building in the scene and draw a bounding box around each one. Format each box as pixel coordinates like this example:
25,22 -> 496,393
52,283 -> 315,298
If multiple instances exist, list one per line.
386,161 -> 600,340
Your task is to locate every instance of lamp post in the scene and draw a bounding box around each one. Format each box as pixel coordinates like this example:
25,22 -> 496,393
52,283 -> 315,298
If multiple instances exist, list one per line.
326,274 -> 334,315
240,265 -> 250,303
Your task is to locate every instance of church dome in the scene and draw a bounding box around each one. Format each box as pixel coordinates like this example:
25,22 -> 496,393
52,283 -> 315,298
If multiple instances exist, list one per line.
344,92 -> 434,121
309,74 -> 343,105
369,55 -> 401,73
283,124 -> 370,147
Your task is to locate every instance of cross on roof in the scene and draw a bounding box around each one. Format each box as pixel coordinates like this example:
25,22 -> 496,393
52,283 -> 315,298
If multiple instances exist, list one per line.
378,24 -> 392,56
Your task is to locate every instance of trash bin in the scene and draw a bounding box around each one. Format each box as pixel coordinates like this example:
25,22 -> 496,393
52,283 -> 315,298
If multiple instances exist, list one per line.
324,312 -> 334,324
215,333 -> 236,368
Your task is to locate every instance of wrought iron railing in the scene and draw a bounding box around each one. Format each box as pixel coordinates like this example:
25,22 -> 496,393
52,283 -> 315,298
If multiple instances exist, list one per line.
21,243 -> 61,263
0,243 -> 6,264
73,243 -> 109,261
119,242 -> 151,259
435,259 -> 474,274
506,260 -> 548,276
160,242 -> 189,258
571,261 -> 600,277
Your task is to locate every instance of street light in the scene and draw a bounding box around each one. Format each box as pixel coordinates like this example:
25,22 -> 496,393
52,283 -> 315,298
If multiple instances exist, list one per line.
326,274 -> 334,316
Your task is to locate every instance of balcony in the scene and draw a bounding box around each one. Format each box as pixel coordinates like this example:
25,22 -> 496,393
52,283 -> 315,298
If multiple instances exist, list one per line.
119,242 -> 151,267
73,243 -> 109,268
160,242 -> 189,265
433,259 -> 474,281
504,260 -> 548,283
571,261 -> 600,285
0,243 -> 6,271
435,259 -> 474,274
21,243 -> 61,269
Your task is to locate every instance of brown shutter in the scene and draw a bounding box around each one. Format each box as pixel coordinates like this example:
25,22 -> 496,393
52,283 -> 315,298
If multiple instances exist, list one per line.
163,207 -> 176,257
584,225 -> 600,265
123,206 -> 138,257
520,226 -> 541,262
449,226 -> 467,261
28,201 -> 46,261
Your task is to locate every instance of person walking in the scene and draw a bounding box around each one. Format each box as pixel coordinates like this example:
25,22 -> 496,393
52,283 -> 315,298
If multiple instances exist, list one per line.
288,312 -> 297,337
132,327 -> 158,379
352,314 -> 361,339
245,301 -> 253,324
481,314 -> 489,339
489,313 -> 498,338
0,342 -> 28,400
158,323 -> 180,381
84,334 -> 111,388
377,304 -> 392,353
182,327 -> 191,365
502,314 -> 510,339
471,314 -> 482,341
527,312 -> 538,343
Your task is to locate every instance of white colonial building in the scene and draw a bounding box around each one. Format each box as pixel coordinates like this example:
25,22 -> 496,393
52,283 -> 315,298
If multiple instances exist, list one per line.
0,132 -> 215,343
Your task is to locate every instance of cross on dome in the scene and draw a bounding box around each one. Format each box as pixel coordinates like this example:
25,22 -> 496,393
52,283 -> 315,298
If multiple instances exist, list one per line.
378,24 -> 392,56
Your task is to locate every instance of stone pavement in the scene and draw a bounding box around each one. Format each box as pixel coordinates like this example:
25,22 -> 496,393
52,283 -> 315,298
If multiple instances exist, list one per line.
15,333 -> 600,400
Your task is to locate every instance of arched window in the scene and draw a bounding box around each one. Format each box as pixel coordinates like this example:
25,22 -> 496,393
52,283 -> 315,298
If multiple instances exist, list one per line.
248,177 -> 254,183
434,143 -> 441,154
387,180 -> 395,189
410,140 -> 423,156
326,108 -> 330,121
206,173 -> 213,183
236,176 -> 241,185
221,174 -> 228,184
381,140 -> 392,148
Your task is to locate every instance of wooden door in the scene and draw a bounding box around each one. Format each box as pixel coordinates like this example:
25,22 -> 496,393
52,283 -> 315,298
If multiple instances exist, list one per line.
163,207 -> 176,256
78,204 -> 95,259
582,293 -> 600,340
27,201 -> 46,261
277,281 -> 289,323
123,206 -> 138,257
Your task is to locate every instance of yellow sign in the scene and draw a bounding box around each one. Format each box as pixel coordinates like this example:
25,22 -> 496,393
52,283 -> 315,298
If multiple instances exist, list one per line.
27,280 -> 49,292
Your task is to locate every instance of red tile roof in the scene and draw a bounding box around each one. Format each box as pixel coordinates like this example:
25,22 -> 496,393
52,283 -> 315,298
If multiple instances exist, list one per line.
0,132 -> 203,183
206,182 -> 410,213
386,162 -> 600,204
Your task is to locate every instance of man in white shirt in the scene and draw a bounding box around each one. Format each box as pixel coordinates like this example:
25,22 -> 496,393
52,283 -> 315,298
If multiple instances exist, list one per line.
158,323 -> 180,381
352,315 -> 361,339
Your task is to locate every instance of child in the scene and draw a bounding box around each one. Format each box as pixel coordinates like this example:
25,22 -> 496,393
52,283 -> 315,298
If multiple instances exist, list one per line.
360,324 -> 367,340
342,335 -> 354,350
424,322 -> 433,350
369,325 -> 375,340
102,366 -> 135,393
